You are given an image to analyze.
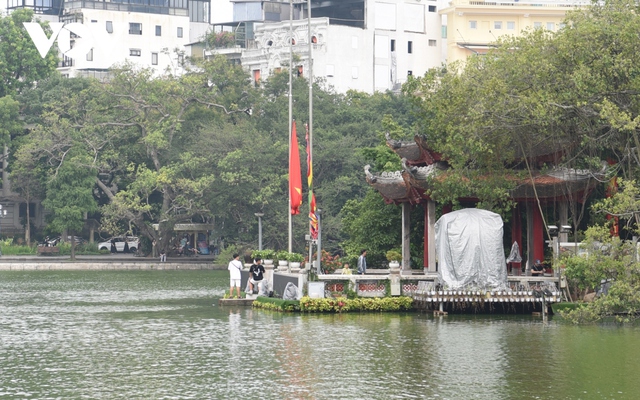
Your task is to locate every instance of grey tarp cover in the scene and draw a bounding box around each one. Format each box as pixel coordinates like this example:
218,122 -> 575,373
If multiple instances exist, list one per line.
283,282 -> 298,300
258,279 -> 270,297
506,241 -> 522,264
435,208 -> 508,290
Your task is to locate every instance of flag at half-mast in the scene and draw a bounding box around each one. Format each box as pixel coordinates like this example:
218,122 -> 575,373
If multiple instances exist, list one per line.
289,120 -> 303,215
305,123 -> 318,239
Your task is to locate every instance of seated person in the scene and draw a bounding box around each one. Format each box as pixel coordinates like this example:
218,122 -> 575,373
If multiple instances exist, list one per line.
532,259 -> 545,275
341,263 -> 352,275
248,257 -> 266,294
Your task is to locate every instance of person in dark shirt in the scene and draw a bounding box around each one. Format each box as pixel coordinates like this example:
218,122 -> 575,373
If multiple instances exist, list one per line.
532,259 -> 544,276
248,257 -> 266,294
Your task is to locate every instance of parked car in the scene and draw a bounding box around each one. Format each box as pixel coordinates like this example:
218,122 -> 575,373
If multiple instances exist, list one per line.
98,236 -> 139,253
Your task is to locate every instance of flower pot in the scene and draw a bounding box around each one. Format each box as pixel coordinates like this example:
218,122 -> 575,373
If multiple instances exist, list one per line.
290,261 -> 301,269
278,260 -> 288,267
263,259 -> 273,266
389,261 -> 400,269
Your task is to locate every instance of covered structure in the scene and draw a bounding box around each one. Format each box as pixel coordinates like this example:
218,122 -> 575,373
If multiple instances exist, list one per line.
365,134 -> 607,273
152,223 -> 215,255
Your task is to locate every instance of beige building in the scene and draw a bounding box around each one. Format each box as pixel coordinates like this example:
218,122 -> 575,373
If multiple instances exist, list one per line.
440,0 -> 589,65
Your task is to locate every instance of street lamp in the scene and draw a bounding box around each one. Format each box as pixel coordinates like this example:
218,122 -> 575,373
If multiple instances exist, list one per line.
255,213 -> 264,251
0,205 -> 6,256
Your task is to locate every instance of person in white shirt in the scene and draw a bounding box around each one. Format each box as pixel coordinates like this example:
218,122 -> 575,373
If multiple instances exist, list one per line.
228,253 -> 243,298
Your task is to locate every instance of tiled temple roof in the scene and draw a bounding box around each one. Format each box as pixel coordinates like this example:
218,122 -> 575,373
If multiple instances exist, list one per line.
365,135 -> 607,204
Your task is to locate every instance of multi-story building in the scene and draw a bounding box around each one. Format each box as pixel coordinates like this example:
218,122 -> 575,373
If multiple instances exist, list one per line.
205,0 -> 443,94
6,0 -> 212,79
440,0 -> 589,65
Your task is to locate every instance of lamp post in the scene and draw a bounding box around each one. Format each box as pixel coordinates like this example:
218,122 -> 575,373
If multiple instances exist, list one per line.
255,213 -> 264,251
0,205 -> 6,256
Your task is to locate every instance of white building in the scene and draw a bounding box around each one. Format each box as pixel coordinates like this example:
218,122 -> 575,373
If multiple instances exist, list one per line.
209,0 -> 443,94
6,0 -> 212,78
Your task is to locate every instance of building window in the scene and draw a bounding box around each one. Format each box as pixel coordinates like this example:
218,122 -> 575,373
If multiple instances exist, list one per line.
91,20 -> 97,23
428,39 -> 436,47
178,54 -> 184,64
253,69 -> 261,85
326,64 -> 334,77
534,22 -> 542,29
19,203 -> 36,219
106,21 -> 113,33
408,70 -> 413,76
507,21 -> 515,30
494,21 -> 502,30
297,65 -> 303,77
469,20 -> 477,29
408,41 -> 412,54
130,49 -> 141,57
390,39 -> 395,52
546,22 -> 555,30
155,25 -> 161,36
177,27 -> 183,38
352,66 -> 358,79
151,52 -> 158,65
86,48 -> 93,61
129,23 -> 142,35
558,23 -> 566,29
428,5 -> 436,12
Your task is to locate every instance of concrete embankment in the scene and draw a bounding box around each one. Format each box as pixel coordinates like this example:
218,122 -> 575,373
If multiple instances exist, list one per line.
0,255 -> 226,271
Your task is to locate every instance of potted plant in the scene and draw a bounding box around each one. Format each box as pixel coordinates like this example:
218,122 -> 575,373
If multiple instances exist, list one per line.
287,252 -> 305,269
386,249 -> 402,269
252,249 -> 275,265
276,250 -> 290,267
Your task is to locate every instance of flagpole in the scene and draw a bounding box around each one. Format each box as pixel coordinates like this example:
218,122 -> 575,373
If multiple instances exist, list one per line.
307,0 -> 314,257
288,0 -> 294,253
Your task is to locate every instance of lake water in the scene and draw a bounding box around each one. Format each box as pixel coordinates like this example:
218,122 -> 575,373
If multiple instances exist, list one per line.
0,270 -> 638,400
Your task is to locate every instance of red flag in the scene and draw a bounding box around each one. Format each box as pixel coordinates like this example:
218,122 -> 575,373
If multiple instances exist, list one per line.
289,120 -> 303,215
305,123 -> 318,239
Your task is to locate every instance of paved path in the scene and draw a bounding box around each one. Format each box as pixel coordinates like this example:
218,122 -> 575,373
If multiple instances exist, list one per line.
0,253 -> 226,270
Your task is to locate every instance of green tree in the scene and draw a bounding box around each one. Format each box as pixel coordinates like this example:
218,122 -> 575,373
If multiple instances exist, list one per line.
11,140 -> 46,246
0,95 -> 21,147
0,9 -> 58,98
403,0 -> 640,220
42,151 -> 98,260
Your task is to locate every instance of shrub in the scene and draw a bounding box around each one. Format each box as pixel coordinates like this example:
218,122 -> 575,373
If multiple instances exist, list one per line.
299,296 -> 413,313
251,249 -> 275,260
386,249 -> 402,262
253,297 -> 300,312
320,250 -> 342,273
287,252 -> 305,262
275,250 -> 290,263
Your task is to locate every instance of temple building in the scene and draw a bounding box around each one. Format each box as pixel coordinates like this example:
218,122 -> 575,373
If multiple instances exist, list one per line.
365,133 -> 607,274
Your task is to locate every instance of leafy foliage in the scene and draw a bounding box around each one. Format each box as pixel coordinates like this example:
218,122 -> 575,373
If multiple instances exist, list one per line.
0,9 -> 59,98
299,296 -> 413,312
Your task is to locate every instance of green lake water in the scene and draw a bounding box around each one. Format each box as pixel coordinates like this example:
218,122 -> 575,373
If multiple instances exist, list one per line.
0,270 -> 638,399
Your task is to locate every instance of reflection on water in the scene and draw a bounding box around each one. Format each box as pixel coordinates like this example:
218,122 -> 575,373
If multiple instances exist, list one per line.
0,270 -> 639,399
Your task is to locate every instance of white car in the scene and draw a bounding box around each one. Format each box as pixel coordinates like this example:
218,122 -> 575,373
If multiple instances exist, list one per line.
98,236 -> 139,253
